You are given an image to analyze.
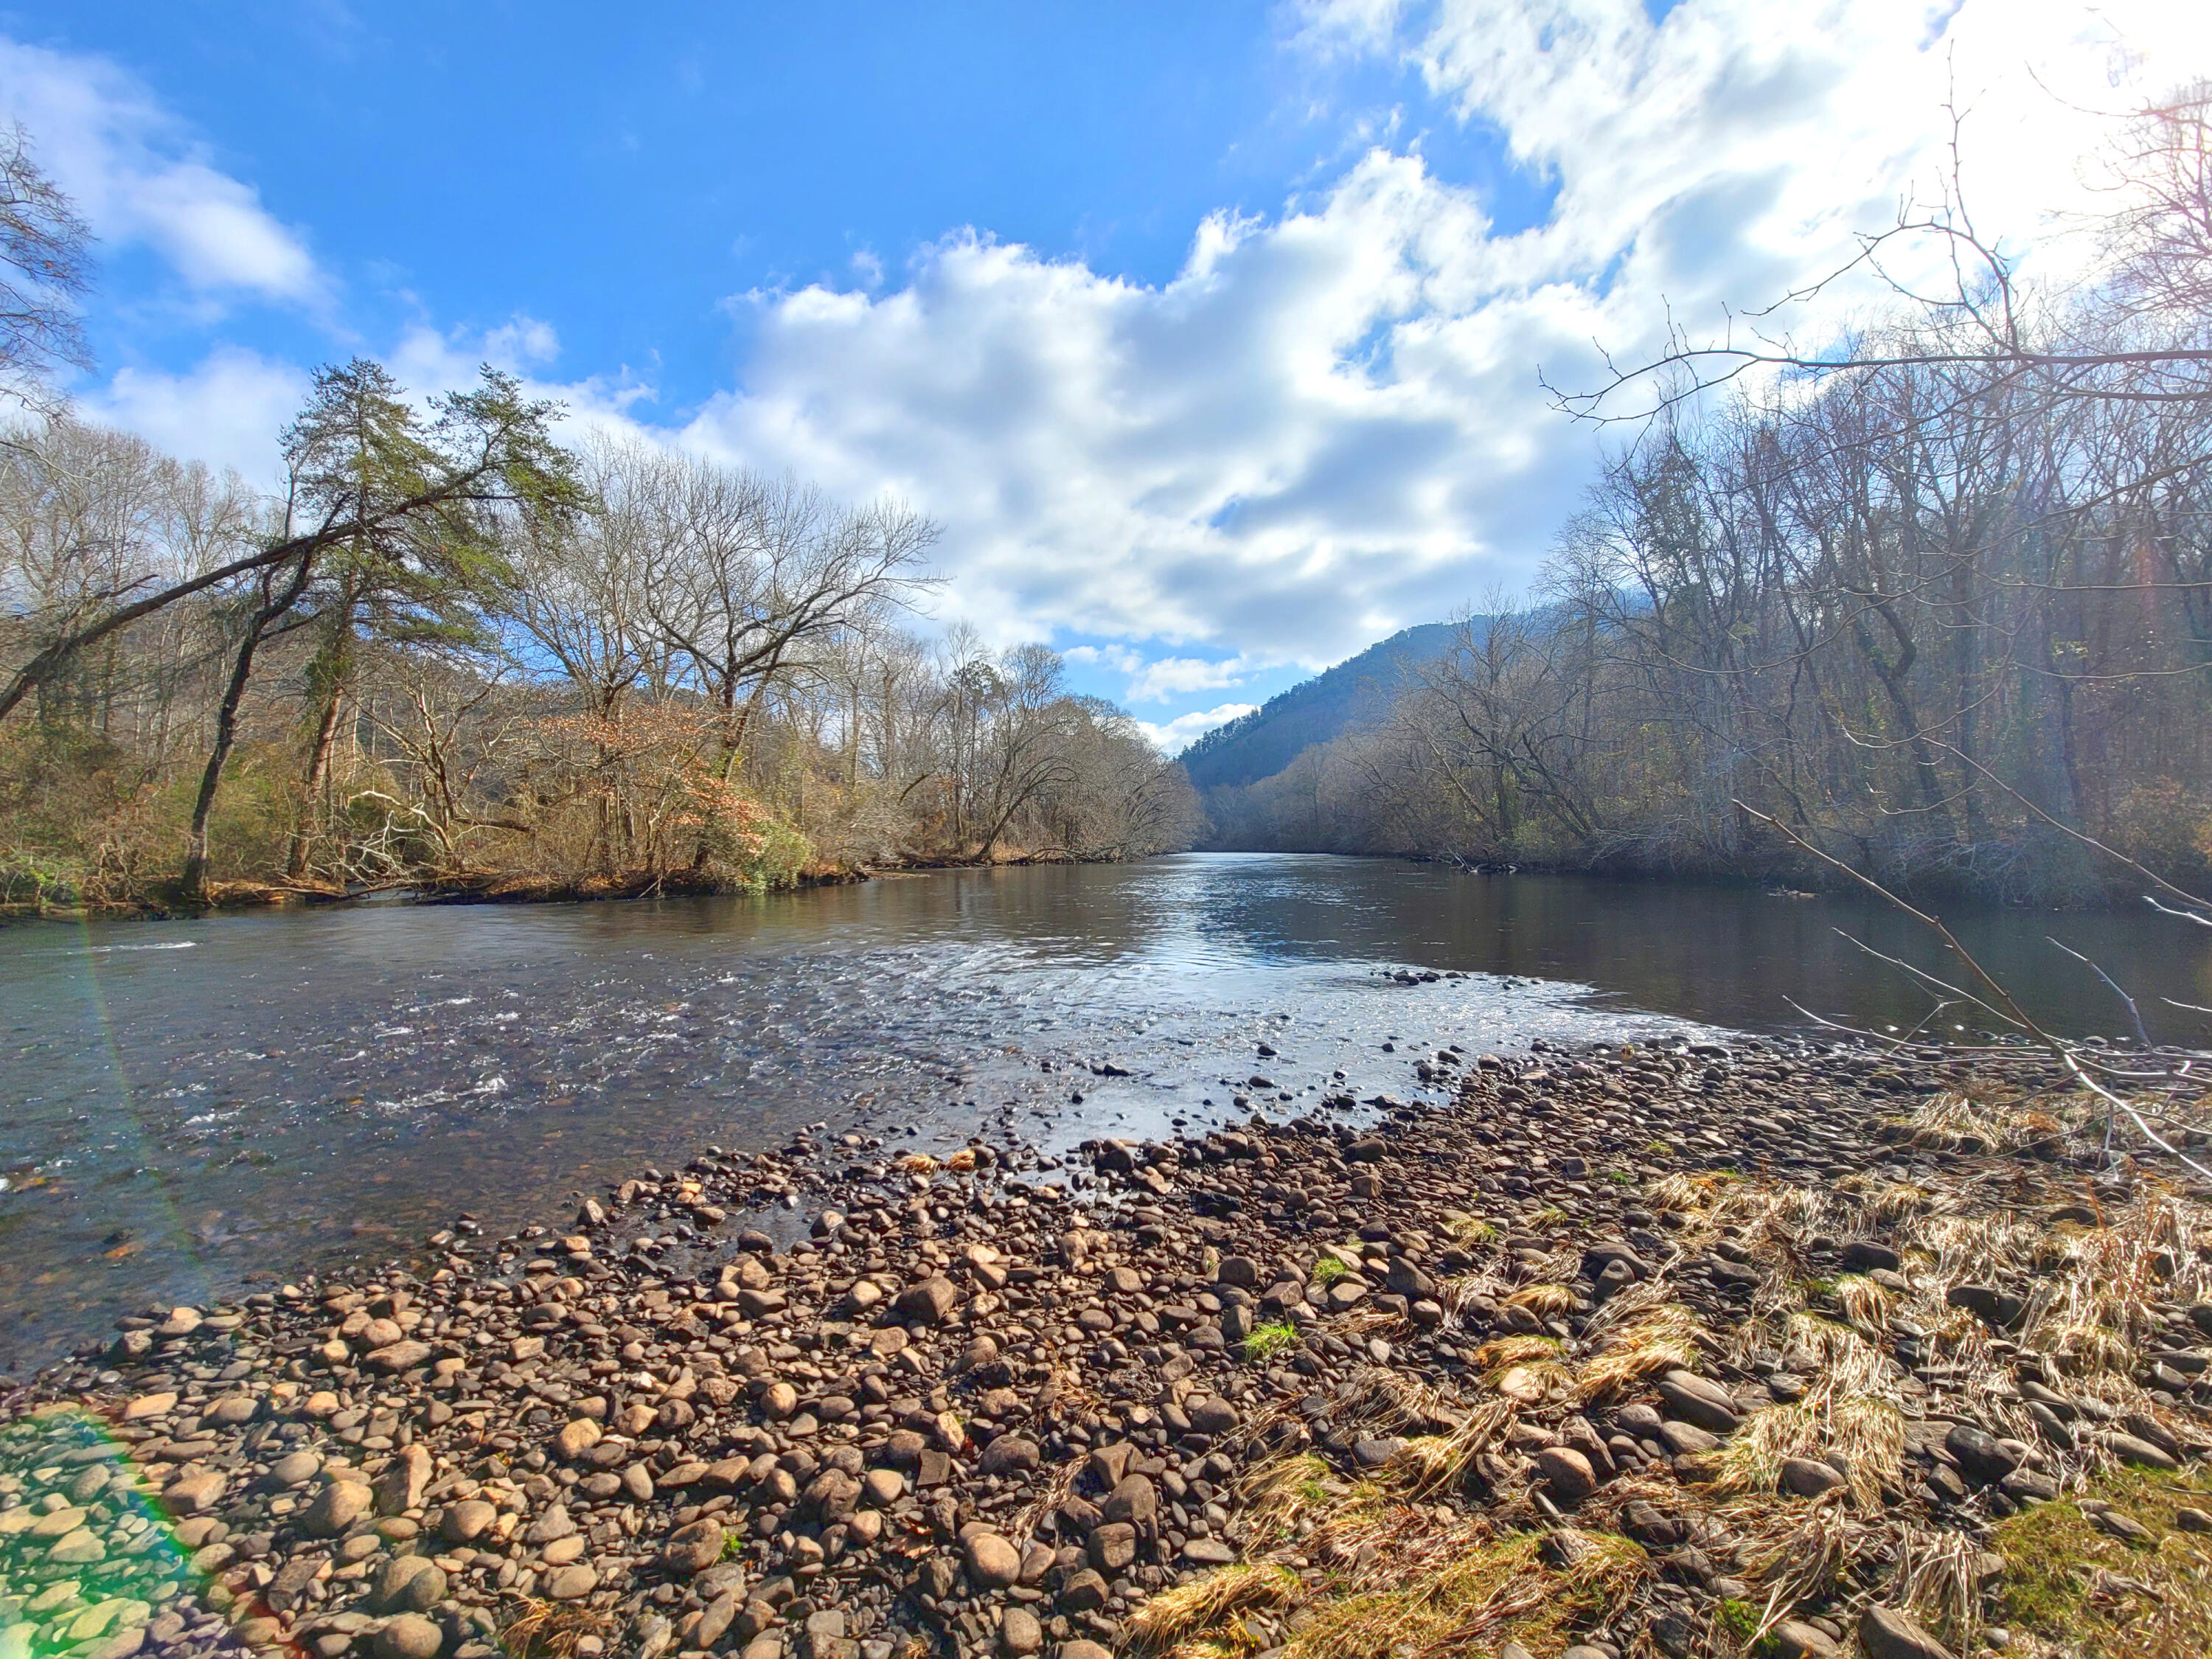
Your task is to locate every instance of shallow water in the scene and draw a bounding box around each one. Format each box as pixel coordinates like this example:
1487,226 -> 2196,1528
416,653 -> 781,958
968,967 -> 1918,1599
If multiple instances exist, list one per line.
2,854 -> 2204,1371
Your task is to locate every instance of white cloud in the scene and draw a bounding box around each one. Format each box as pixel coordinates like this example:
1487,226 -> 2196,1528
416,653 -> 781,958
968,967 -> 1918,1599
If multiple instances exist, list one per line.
1137,703 -> 1259,755
0,37 -> 326,305
1062,644 -> 1146,673
80,347 -> 310,481
80,317 -> 654,489
671,0 -> 2206,669
1126,654 -> 1259,703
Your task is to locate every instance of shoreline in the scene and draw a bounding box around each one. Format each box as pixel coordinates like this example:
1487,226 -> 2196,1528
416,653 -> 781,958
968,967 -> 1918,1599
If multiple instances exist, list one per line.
0,850 -> 1151,925
5,1041 -> 2210,1659
7,848 -> 2188,926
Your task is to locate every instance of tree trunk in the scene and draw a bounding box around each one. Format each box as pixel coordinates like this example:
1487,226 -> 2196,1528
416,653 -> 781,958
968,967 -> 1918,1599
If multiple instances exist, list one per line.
287,590 -> 359,878
182,557 -> 313,905
287,679 -> 347,877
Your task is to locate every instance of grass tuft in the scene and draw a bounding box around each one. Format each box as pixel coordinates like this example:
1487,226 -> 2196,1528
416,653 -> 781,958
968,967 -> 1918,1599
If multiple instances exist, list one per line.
500,1599 -> 612,1659
1502,1281 -> 1577,1318
1124,1562 -> 1303,1657
1241,1320 -> 1301,1362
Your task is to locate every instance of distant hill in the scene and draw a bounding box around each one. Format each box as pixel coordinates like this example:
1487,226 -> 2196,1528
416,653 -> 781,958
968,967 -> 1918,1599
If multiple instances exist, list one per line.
1179,621 -> 1461,790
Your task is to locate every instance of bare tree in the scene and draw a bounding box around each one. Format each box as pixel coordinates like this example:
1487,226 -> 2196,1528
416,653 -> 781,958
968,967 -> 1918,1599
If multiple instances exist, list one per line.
0,125 -> 93,413
635,451 -> 938,776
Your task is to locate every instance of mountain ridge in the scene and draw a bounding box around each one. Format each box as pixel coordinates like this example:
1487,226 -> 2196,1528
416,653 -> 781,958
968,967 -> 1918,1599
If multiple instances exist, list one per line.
1178,620 -> 1460,790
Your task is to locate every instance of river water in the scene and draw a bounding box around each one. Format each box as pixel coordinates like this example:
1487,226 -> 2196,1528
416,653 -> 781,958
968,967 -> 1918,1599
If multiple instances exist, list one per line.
4,854 -> 2206,1371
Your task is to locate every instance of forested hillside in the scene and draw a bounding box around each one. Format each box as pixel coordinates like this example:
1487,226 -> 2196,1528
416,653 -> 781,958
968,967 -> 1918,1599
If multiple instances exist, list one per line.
1180,622 -> 1456,790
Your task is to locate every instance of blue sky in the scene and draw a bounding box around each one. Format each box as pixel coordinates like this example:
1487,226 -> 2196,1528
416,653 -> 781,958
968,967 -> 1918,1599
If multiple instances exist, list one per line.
4,1 -> 2203,748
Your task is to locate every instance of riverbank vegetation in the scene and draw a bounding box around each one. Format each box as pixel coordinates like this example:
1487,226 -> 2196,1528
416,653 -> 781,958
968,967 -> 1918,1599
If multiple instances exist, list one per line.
1207,87 -> 2212,906
0,159 -> 1197,914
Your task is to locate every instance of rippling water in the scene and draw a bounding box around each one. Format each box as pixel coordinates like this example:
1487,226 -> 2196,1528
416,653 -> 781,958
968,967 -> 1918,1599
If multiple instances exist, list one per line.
3,854 -> 2204,1370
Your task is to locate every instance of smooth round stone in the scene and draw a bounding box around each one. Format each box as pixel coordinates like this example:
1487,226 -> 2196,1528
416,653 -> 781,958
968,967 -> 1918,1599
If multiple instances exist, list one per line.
372,1615 -> 443,1659
544,1565 -> 598,1600
439,1501 -> 497,1544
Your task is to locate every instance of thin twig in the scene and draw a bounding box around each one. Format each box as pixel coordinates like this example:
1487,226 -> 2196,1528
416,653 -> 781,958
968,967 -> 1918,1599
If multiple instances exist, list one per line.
1738,801 -> 2212,1183
1736,803 -> 2059,1050
2146,896 -> 2212,928
1831,929 -> 2020,1029
2046,938 -> 2152,1048
2059,1051 -> 2212,1183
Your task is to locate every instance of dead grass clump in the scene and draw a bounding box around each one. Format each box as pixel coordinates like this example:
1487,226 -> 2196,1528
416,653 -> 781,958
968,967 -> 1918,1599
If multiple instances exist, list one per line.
1442,1211 -> 1498,1245
1576,1303 -> 1707,1402
1646,1172 -> 1714,1214
1860,1178 -> 1942,1222
1725,1501 -> 1893,1638
1470,1335 -> 1561,1372
1388,1400 -> 1514,1498
1335,1365 -> 1467,1438
1503,1282 -> 1578,1318
2019,1193 -> 2210,1377
1238,1453 -> 1340,1541
1899,1094 -> 2020,1152
500,1599 -> 612,1659
1832,1272 -> 1891,1329
1439,1271 -> 1512,1321
1713,1395 -> 1905,1509
1891,1524 -> 2001,1652
1272,1526 -> 1649,1659
1780,1312 -> 1896,1405
1124,1562 -> 1304,1657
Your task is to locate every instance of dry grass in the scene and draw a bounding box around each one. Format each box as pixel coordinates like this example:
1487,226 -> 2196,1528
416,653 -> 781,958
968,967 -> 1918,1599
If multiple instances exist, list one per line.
1712,1394 -> 1905,1509
1441,1211 -> 1498,1245
1262,1526 -> 1651,1659
499,1599 -> 612,1659
1646,1172 -> 1714,1214
1575,1301 -> 1708,1402
1389,1400 -> 1515,1498
1831,1271 -> 1891,1329
1470,1335 -> 1561,1372
1238,1453 -> 1339,1542
1164,1072 -> 2210,1659
1007,1450 -> 1088,1548
1503,1282 -> 1579,1318
1125,1562 -> 1305,1657
1897,1093 -> 2024,1152
1890,1524 -> 2002,1650
1833,1173 -> 1945,1223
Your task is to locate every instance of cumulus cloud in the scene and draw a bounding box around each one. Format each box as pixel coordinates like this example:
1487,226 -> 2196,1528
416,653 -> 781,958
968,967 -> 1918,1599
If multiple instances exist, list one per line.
81,316 -> 655,490
1066,644 -> 1262,702
0,36 -> 325,305
1135,703 -> 1260,755
1126,654 -> 1259,703
678,0 -> 2205,673
80,347 -> 310,481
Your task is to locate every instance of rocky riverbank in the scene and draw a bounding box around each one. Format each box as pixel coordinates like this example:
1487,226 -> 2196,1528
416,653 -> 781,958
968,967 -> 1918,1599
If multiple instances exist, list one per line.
6,1038 -> 2210,1659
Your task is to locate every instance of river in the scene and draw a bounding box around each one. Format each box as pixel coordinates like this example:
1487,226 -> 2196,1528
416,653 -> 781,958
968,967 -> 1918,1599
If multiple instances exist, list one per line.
4,853 -> 2205,1372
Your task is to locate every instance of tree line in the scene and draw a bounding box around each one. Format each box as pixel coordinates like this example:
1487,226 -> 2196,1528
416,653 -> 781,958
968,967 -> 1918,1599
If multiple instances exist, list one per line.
1208,85 -> 2212,906
0,142 -> 1197,911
